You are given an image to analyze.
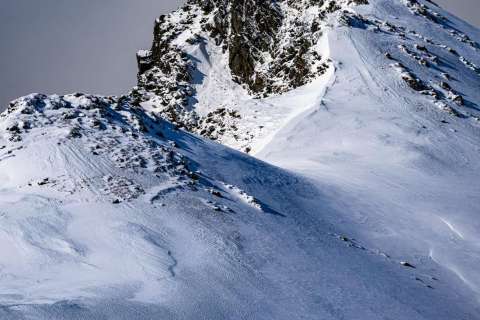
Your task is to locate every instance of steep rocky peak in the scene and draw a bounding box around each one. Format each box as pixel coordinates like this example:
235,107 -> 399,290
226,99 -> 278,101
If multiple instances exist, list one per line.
137,0 -> 368,97
132,0 -> 369,146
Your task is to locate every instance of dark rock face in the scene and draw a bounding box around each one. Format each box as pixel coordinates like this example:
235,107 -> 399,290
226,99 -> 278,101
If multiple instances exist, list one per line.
133,0 -> 369,137
135,10 -> 199,131
229,1 -> 281,90
197,0 -> 331,96
202,0 -> 282,92
136,0 -> 360,99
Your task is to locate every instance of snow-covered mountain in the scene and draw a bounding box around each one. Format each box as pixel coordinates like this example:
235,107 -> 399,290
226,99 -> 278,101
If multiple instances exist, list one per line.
1,0 -> 480,319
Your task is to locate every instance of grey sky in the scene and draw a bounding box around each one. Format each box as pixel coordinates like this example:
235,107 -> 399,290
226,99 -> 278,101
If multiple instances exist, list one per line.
0,0 -> 478,110
0,0 -> 184,109
435,0 -> 480,28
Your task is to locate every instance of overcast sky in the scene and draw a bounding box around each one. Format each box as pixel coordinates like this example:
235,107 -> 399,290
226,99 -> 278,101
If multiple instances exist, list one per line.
0,0 -> 478,109
0,0 -> 184,108
435,0 -> 480,28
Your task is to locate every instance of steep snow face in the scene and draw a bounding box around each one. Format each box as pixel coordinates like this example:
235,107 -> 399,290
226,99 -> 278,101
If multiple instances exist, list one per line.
2,94 -> 478,319
258,0 -> 480,306
136,0 -> 480,316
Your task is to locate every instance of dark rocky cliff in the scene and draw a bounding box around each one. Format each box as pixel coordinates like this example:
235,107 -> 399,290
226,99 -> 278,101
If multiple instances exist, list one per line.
133,0 -> 368,136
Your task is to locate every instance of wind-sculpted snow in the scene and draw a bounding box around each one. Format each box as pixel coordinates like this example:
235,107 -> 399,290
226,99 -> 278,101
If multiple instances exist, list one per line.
258,0 -> 480,317
0,93 -> 319,318
1,0 -> 480,319
0,88 -> 477,319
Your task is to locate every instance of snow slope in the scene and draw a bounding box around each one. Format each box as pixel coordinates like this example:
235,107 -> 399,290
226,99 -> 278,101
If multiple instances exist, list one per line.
257,0 -> 480,310
0,89 -> 474,319
165,0 -> 480,303
1,0 -> 480,319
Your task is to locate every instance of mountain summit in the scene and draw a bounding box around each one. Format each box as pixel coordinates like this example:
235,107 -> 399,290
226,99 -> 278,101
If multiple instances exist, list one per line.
134,0 -> 480,151
1,0 -> 480,319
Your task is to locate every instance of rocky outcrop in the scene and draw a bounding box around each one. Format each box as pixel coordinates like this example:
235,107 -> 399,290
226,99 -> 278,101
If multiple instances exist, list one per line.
196,0 -> 338,96
133,0 -> 369,137
199,0 -> 283,93
136,0 -> 371,97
